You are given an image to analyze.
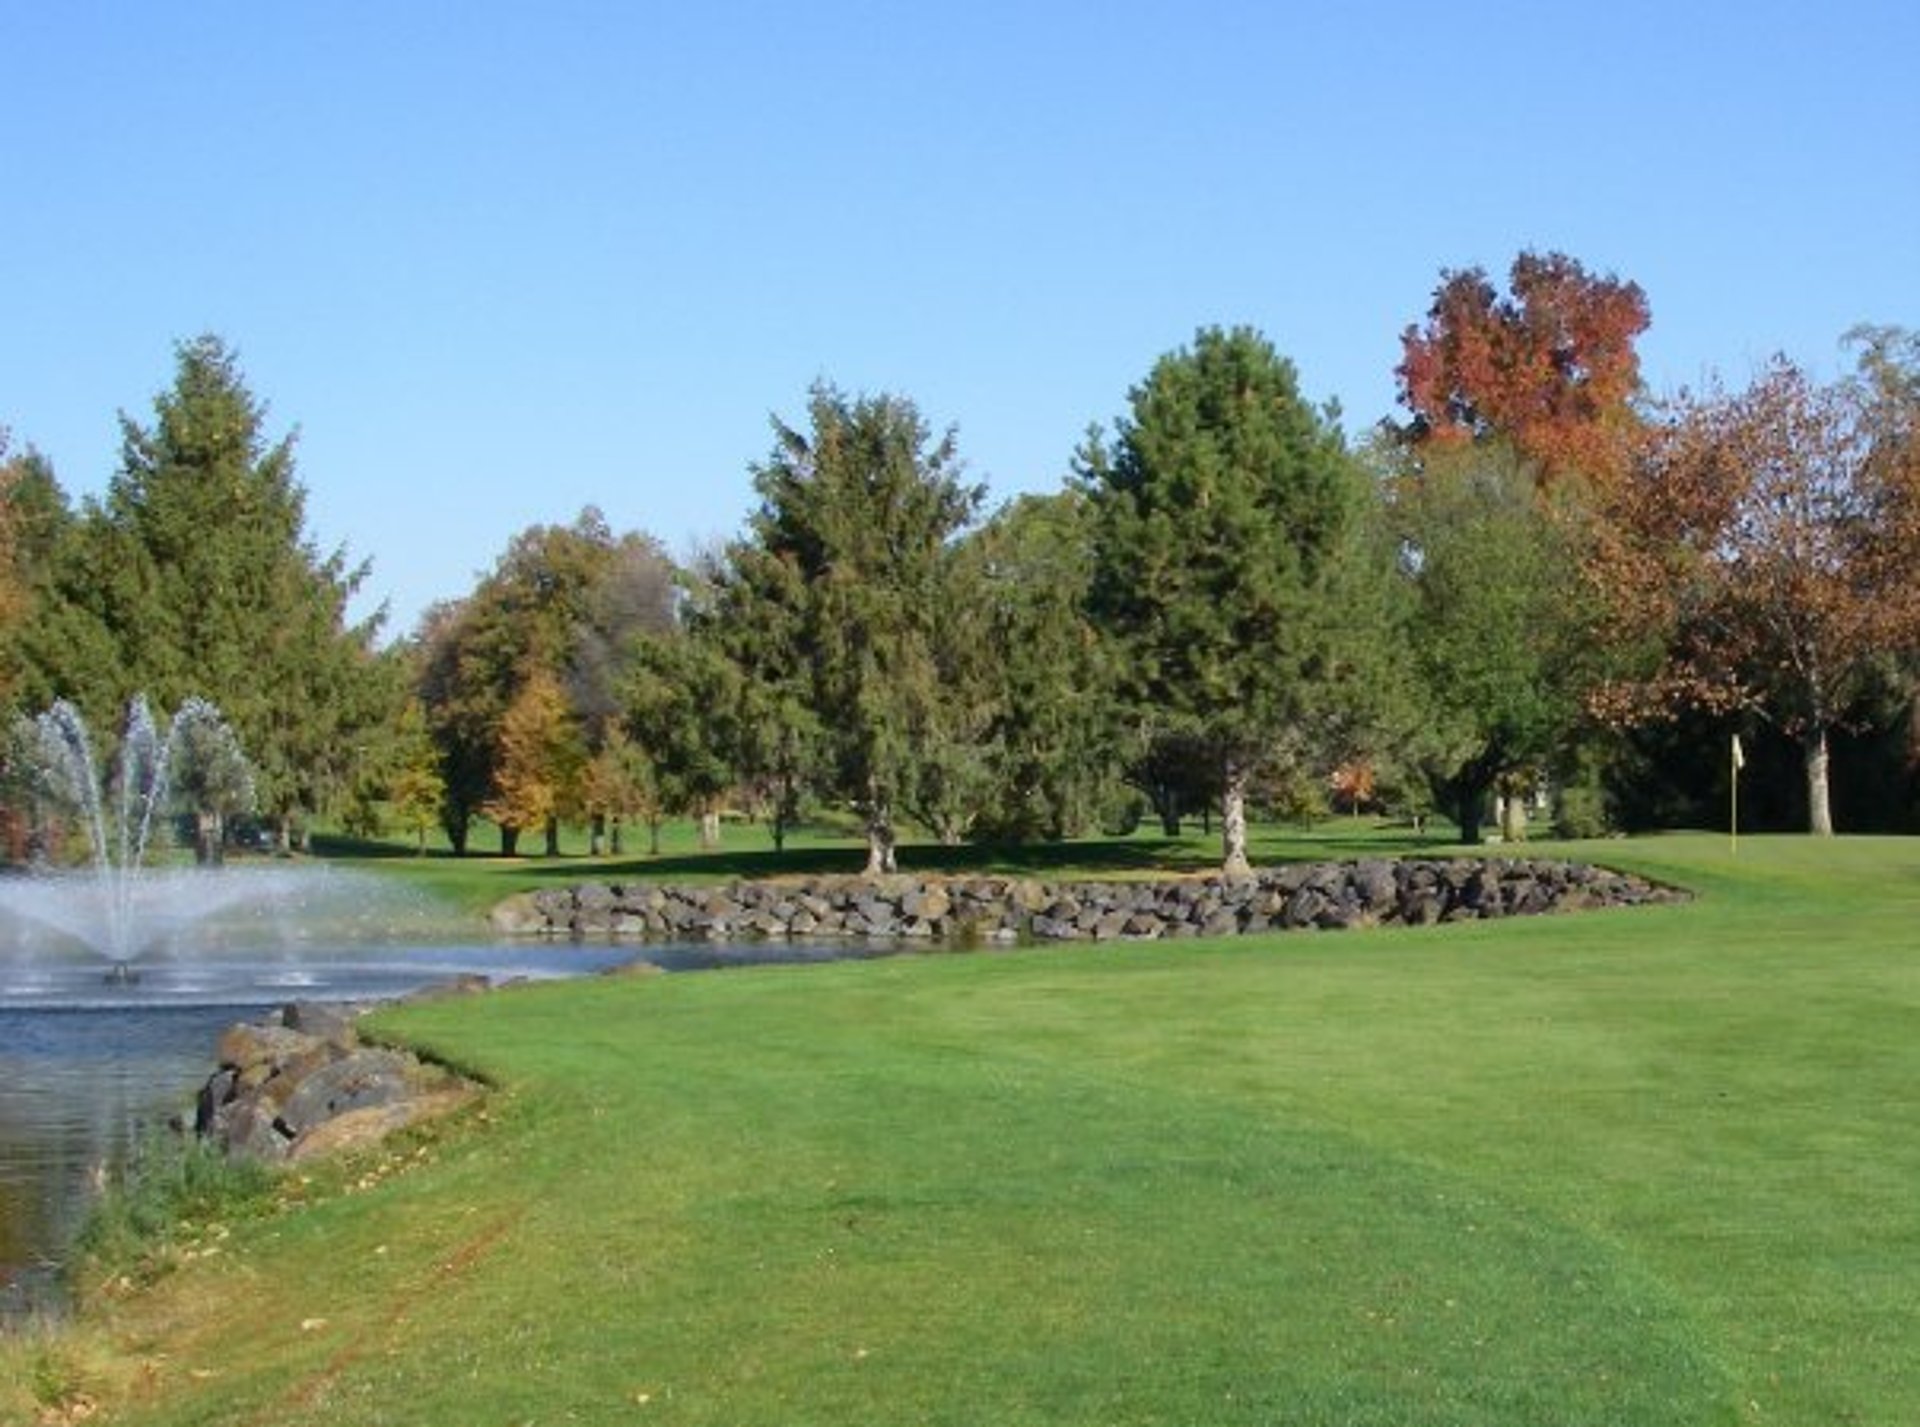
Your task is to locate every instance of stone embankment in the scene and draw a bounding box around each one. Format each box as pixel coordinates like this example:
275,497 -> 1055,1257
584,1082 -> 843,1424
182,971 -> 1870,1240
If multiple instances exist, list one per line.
196,992 -> 483,1163
494,857 -> 1683,945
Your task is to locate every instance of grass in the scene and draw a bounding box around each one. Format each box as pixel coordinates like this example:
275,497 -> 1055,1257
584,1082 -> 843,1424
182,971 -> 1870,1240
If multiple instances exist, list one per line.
7,832 -> 1918,1424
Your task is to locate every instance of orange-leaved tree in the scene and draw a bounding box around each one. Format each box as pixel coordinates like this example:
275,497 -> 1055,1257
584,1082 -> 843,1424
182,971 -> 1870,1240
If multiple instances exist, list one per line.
1397,250 -> 1650,490
1588,355 -> 1920,834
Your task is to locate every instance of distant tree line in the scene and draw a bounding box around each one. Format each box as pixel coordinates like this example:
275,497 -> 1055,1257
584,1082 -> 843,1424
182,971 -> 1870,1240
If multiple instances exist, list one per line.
3,263 -> 1917,870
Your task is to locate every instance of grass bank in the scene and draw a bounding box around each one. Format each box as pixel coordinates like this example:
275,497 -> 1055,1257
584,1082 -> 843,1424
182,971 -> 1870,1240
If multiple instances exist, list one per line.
10,834 -> 1917,1424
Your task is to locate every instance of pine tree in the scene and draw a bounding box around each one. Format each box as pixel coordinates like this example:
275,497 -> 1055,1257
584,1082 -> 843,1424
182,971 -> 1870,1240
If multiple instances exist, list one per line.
1083,327 -> 1373,876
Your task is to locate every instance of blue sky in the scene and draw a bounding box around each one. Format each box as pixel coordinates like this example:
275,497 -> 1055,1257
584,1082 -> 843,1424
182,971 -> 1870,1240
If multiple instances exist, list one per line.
4,2 -> 1914,634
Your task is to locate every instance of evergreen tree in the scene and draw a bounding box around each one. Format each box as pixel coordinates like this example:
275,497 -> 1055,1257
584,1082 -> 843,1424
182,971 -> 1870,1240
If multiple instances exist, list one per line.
966,492 -> 1117,840
66,336 -> 385,847
687,545 -> 820,854
1083,326 -> 1372,876
732,383 -> 984,875
624,630 -> 739,849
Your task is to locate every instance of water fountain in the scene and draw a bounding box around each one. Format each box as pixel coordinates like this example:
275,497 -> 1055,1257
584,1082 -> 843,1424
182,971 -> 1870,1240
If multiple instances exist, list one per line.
4,695 -> 254,980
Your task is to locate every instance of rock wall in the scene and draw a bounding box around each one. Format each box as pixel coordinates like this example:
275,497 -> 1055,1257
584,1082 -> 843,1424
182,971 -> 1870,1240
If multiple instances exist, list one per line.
494,857 -> 1683,945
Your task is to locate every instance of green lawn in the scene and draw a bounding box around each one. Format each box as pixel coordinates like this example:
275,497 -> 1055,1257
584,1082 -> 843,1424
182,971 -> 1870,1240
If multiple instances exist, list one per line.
11,833 -> 1918,1425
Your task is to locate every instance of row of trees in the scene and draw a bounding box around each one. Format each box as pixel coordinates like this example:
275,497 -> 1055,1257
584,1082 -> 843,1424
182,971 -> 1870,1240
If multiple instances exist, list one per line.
405,268 -> 1920,869
4,263 -> 1917,873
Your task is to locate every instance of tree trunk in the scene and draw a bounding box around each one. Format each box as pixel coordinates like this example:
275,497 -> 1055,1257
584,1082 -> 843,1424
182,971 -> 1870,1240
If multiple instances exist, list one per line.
610,815 -> 624,856
1454,792 -> 1485,846
589,813 -> 605,858
865,806 -> 898,877
647,817 -> 662,857
194,810 -> 224,866
1805,727 -> 1835,836
500,825 -> 520,857
699,808 -> 721,850
1498,793 -> 1527,843
543,815 -> 560,857
1221,767 -> 1252,880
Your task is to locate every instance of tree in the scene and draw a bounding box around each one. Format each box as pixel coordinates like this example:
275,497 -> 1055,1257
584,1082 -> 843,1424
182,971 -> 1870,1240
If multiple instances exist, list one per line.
414,600 -> 495,855
562,527 -> 680,846
1385,440 -> 1601,842
65,336 -> 387,848
680,548 -> 819,853
1397,251 -> 1650,488
733,383 -> 984,875
167,698 -> 256,865
482,665 -> 584,855
1589,357 -> 1920,834
416,510 -> 674,855
1082,326 -> 1374,876
580,722 -> 659,856
384,698 -> 447,854
0,434 -> 34,687
966,491 -> 1117,841
624,630 -> 739,850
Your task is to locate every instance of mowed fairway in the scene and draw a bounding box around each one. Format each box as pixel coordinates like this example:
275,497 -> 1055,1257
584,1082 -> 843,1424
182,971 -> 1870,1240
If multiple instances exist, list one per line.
24,835 -> 1920,1425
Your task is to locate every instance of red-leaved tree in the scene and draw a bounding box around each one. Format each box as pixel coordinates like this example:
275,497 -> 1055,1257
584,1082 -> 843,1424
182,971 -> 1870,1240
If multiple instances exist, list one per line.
1397,251 -> 1651,488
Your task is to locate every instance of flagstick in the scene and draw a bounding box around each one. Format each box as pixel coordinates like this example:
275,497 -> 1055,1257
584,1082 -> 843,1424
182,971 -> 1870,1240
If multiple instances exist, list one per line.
1730,736 -> 1741,856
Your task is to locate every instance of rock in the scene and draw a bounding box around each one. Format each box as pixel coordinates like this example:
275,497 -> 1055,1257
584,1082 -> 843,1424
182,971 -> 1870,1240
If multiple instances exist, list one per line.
1351,860 -> 1399,911
276,1050 -> 422,1138
901,885 -> 952,921
399,973 -> 493,1004
1282,887 -> 1330,929
283,1001 -> 361,1048
217,1022 -> 322,1075
286,1090 -> 473,1163
195,1068 -> 238,1135
489,892 -> 548,935
220,1097 -> 294,1162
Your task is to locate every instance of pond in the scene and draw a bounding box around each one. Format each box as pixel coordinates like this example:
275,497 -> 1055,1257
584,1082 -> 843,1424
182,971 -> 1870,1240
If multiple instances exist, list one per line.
0,941 -> 655,1320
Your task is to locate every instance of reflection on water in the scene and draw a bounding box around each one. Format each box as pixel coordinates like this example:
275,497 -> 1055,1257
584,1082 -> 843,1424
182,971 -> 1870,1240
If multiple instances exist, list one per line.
0,942 -> 644,1320
0,1003 -> 244,1317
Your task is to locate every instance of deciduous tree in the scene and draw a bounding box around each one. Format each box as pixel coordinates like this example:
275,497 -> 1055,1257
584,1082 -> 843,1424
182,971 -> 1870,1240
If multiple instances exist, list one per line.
1590,357 -> 1920,834
482,665 -> 584,856
1386,440 -> 1600,842
417,509 -> 674,855
1397,251 -> 1650,488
